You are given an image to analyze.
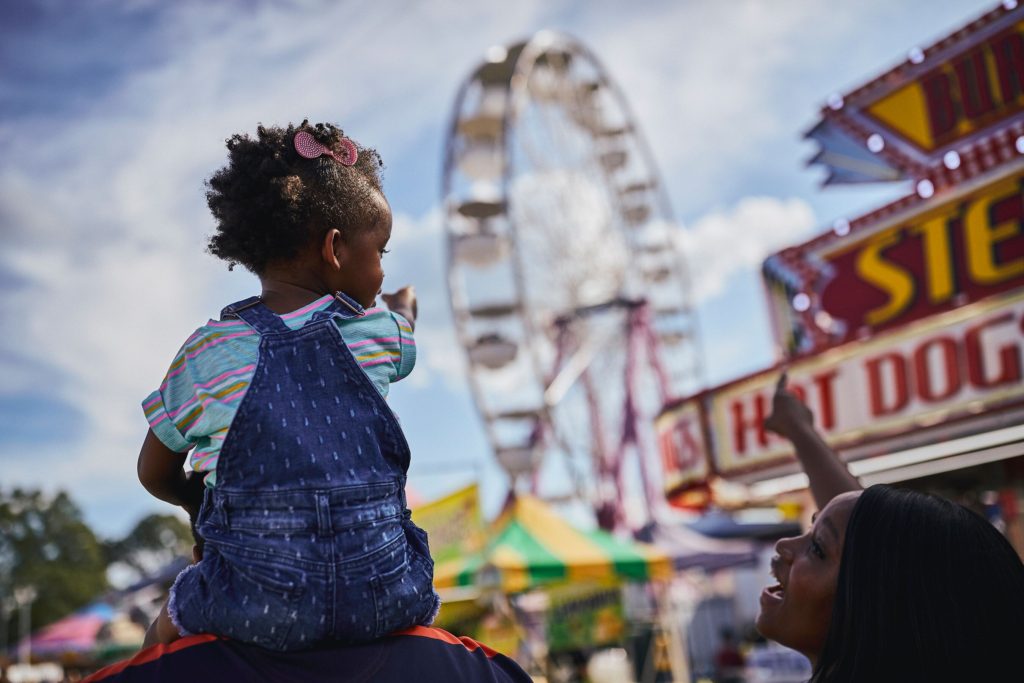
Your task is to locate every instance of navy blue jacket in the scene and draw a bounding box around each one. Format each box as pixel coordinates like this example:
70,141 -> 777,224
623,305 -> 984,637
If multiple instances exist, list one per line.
84,627 -> 533,682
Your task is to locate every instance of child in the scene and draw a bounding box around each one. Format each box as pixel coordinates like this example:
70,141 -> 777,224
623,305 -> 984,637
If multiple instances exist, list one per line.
137,121 -> 439,651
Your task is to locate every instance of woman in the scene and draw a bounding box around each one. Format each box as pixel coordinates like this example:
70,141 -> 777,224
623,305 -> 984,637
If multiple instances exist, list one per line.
759,374 -> 1024,683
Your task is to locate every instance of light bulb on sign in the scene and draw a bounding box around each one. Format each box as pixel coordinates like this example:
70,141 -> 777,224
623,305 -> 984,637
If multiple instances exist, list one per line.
867,134 -> 885,153
908,47 -> 925,64
943,151 -> 961,169
916,179 -> 935,199
793,293 -> 811,312
833,219 -> 850,236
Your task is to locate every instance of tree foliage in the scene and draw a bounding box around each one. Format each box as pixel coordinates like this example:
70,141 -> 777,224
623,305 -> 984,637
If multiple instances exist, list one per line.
0,488 -> 108,640
0,489 -> 194,643
104,513 -> 192,580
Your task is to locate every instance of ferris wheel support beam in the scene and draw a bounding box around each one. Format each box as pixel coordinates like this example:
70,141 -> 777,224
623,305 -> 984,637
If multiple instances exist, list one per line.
582,367 -> 618,531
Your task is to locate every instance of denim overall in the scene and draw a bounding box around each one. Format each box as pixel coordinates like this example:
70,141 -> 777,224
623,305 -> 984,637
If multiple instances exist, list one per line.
170,293 -> 439,651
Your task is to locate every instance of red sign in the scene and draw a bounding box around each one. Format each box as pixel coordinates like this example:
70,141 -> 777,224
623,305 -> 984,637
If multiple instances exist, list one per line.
807,3 -> 1024,184
657,292 -> 1024,483
821,170 -> 1023,332
765,166 -> 1024,358
863,17 -> 1024,153
656,399 -> 710,497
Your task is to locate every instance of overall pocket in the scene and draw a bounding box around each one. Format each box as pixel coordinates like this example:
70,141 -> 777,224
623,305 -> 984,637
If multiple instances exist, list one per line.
370,548 -> 435,638
229,554 -> 305,598
215,548 -> 307,650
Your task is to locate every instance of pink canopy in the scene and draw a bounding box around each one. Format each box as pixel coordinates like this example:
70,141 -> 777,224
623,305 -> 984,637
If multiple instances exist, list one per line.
23,604 -> 114,656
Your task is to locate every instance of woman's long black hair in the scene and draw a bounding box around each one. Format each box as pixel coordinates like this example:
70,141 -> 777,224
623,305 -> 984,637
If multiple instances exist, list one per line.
812,484 -> 1024,683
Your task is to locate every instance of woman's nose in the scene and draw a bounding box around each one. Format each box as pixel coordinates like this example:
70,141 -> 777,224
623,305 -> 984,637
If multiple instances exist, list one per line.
774,535 -> 797,559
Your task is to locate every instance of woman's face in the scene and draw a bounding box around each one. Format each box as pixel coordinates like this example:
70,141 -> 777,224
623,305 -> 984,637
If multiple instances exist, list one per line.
755,491 -> 860,664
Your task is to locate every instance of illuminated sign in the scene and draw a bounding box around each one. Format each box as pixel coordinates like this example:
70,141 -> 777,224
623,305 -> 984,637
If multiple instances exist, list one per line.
660,3 -> 1024,496
712,292 -> 1023,478
864,20 -> 1024,152
765,165 -> 1024,357
806,3 -> 1024,185
821,170 -> 1023,330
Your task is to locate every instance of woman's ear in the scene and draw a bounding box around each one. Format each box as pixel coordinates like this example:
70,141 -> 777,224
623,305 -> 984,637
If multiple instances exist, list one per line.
321,229 -> 346,270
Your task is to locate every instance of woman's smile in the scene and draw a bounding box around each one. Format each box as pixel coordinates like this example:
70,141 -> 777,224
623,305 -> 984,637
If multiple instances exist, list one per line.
760,555 -> 787,606
755,491 -> 860,664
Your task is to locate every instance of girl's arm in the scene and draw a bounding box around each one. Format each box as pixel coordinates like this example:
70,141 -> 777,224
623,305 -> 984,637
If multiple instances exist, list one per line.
763,373 -> 861,509
137,429 -> 204,518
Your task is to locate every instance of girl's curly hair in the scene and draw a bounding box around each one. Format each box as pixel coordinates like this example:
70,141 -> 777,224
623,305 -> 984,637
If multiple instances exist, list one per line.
206,120 -> 385,274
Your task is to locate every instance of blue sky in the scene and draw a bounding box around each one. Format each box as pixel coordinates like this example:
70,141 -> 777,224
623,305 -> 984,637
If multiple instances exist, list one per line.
0,0 -> 991,538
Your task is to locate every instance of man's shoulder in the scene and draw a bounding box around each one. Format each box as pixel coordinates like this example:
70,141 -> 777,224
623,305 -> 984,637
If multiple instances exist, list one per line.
391,625 -> 497,650
83,628 -> 532,683
380,626 -> 532,680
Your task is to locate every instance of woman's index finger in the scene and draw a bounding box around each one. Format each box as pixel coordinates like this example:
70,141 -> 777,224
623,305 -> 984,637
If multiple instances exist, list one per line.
775,371 -> 788,393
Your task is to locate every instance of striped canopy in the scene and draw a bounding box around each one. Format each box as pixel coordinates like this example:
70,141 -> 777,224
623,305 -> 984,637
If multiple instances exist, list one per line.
24,603 -> 115,656
434,496 -> 671,593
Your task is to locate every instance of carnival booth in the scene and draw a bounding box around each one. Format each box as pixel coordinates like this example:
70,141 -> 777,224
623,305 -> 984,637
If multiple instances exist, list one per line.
415,486 -> 698,681
433,494 -> 671,592
657,0 -> 1024,555
651,7 -> 1024,679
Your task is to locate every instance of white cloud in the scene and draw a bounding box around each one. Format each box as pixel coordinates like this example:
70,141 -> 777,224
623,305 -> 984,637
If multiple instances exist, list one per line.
388,208 -> 470,392
0,0 -> 987,534
577,2 -> 819,204
0,1 -> 557,534
675,196 -> 816,304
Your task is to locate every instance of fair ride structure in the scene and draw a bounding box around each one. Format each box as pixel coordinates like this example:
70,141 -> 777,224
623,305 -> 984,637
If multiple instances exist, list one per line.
442,31 -> 703,532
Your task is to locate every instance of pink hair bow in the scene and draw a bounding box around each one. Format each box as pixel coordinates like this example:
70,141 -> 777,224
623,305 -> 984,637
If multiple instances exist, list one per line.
293,131 -> 358,166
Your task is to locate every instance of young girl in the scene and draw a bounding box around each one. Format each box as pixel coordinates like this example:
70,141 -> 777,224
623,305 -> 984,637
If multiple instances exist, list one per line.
137,121 -> 439,651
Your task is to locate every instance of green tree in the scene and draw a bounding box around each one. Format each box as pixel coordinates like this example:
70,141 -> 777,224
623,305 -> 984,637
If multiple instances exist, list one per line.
0,488 -> 108,645
104,513 -> 192,581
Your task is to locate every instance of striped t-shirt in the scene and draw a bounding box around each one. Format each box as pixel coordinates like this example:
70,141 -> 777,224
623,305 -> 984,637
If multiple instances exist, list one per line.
142,295 -> 415,487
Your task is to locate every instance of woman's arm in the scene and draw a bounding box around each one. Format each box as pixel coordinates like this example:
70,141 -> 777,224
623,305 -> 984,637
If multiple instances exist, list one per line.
763,372 -> 861,509
137,429 -> 205,518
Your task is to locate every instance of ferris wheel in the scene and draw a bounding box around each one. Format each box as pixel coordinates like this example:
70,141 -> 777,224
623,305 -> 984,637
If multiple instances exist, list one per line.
442,31 -> 703,531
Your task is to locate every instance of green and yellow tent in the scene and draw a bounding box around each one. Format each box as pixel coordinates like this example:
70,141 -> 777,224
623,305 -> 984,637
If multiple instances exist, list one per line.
434,495 -> 671,593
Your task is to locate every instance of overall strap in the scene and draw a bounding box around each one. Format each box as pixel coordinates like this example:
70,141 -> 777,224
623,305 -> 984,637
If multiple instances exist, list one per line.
220,297 -> 291,335
309,291 -> 367,323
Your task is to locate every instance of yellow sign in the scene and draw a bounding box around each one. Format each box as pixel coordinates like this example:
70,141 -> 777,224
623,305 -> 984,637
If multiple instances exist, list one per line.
763,165 -> 1024,360
546,582 -> 625,652
411,483 -> 485,564
475,609 -> 521,659
865,20 -> 1024,151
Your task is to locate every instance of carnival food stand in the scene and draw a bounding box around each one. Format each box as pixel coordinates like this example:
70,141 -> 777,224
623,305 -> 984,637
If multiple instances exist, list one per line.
657,1 -> 1024,556
415,486 -> 694,681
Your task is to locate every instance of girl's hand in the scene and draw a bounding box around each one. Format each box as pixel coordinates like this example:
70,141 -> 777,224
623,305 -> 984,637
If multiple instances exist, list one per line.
764,372 -> 815,440
381,285 -> 417,327
181,471 -> 206,521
